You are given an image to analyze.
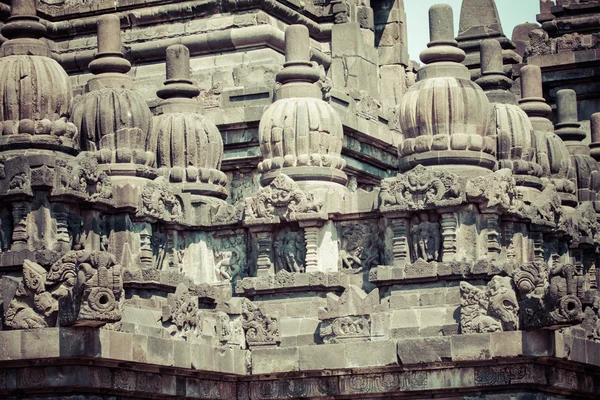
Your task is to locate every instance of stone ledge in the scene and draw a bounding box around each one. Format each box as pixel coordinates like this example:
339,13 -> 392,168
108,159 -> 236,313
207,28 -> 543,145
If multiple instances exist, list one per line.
0,328 -> 248,375
235,271 -> 349,296
0,359 -> 597,399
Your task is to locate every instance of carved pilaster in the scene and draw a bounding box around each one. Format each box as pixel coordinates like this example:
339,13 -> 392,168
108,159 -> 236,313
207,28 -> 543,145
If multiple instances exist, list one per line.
54,210 -> 71,252
251,227 -> 273,278
505,221 -> 516,261
440,212 -> 457,262
134,222 -> 153,267
484,213 -> 501,257
304,226 -> 319,273
390,218 -> 410,267
532,231 -> 544,263
11,202 -> 30,251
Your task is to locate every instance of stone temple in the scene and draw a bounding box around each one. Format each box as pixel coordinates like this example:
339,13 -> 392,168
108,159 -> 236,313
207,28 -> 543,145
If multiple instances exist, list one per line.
1,0 -> 600,398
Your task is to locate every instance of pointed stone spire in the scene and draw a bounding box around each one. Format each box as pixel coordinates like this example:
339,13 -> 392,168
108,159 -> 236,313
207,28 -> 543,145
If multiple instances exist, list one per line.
398,4 -> 495,174
0,0 -> 77,151
148,44 -> 227,198
477,39 -> 542,191
458,0 -> 503,38
258,25 -> 346,187
455,0 -> 521,79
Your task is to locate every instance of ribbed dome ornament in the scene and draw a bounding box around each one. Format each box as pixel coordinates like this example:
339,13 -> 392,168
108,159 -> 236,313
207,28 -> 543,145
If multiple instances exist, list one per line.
398,4 -> 495,174
476,39 -> 542,191
147,44 -> 228,199
519,65 -> 578,207
0,0 -> 78,153
258,25 -> 346,186
555,89 -> 600,205
72,15 -> 154,169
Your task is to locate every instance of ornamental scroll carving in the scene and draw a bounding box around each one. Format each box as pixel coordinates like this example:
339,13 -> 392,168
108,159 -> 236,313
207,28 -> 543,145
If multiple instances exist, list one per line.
55,153 -> 113,201
379,165 -> 463,211
5,250 -> 123,329
161,283 -> 201,338
460,276 -> 519,334
244,174 -> 323,223
139,177 -> 183,222
516,262 -> 585,329
241,298 -> 280,346
318,286 -> 381,343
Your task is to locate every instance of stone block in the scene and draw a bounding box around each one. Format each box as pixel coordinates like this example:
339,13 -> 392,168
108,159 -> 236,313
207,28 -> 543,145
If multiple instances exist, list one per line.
132,334 -> 148,363
569,337 -> 586,364
345,340 -> 398,368
299,344 -> 345,370
522,331 -> 552,356
191,343 -> 215,371
21,328 -> 59,359
587,340 -> 600,367
0,330 -> 21,360
174,340 -> 191,368
490,331 -> 523,357
451,334 -> 492,361
59,327 -> 101,358
252,347 -> 299,374
104,330 -> 133,361
419,289 -> 446,306
390,292 -> 419,308
390,309 -> 419,328
332,23 -> 365,58
397,337 -> 452,364
147,336 -> 174,366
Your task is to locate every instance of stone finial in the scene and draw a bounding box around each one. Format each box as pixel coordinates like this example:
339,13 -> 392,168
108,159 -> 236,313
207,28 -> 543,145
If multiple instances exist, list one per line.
476,39 -> 515,104
148,44 -> 227,196
275,24 -> 321,100
285,25 -> 310,63
157,45 -> 200,101
88,15 -> 131,76
398,4 -> 493,174
257,24 -> 346,187
590,113 -> 600,161
555,89 -> 586,142
1,0 -> 48,57
518,65 -> 553,132
420,4 -> 466,65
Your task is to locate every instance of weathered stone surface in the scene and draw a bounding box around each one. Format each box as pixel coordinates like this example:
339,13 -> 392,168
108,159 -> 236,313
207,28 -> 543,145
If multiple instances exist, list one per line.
0,1 -> 598,399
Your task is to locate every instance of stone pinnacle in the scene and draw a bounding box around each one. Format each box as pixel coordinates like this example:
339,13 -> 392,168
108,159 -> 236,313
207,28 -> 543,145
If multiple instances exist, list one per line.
555,89 -> 586,142
158,44 -> 200,100
429,4 -> 454,44
480,39 -> 503,74
166,45 -> 191,81
285,25 -> 310,63
97,15 -> 122,54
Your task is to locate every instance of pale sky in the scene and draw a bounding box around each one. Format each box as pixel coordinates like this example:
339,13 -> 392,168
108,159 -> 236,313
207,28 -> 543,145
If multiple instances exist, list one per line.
406,0 -> 541,62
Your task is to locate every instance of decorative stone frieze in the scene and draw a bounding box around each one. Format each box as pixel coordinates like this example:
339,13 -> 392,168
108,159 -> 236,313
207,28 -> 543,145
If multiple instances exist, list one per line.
4,250 -> 123,329
379,165 -> 464,211
241,298 -> 280,346
460,276 -> 519,333
244,174 -> 325,224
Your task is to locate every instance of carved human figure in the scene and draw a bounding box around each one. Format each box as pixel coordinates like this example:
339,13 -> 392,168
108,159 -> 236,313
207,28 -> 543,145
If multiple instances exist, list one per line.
274,228 -> 305,273
410,213 -> 441,262
215,250 -> 241,281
